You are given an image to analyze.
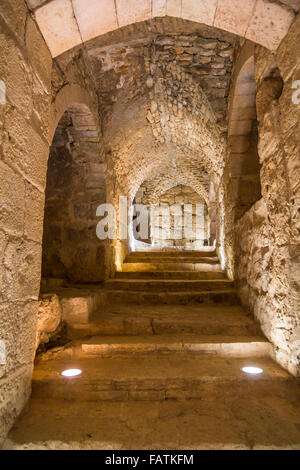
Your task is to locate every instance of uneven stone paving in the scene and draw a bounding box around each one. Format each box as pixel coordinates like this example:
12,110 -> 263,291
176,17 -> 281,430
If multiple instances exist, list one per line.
4,250 -> 300,449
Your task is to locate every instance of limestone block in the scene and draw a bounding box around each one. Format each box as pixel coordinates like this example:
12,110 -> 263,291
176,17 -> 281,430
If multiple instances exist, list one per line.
229,119 -> 253,136
0,363 -> 33,446
0,301 -> 38,376
25,15 -> 52,88
34,0 -> 82,57
60,292 -> 107,326
166,0 -> 181,17
116,0 -> 151,28
182,0 -> 217,25
0,0 -> 28,45
0,37 -> 33,119
153,0 -> 167,17
2,109 -> 49,191
245,0 -> 294,51
37,294 -> 62,347
229,135 -> 251,153
230,152 -> 260,177
279,72 -> 300,136
0,161 -> 25,237
3,239 -> 42,302
277,13 -> 300,80
27,1 -> 48,9
254,45 -> 276,85
73,0 -> 118,42
25,182 -> 45,245
214,0 -> 256,37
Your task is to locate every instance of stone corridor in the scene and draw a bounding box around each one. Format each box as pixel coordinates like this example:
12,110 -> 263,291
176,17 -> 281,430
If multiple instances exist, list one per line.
4,247 -> 300,449
0,0 -> 300,450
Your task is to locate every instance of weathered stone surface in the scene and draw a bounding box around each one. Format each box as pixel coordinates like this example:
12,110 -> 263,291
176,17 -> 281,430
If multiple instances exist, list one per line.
116,0 -> 151,27
182,0 -> 217,25
37,294 -> 62,347
214,0 -> 256,37
60,291 -> 107,326
73,0 -> 118,42
0,161 -> 25,237
34,0 -> 82,57
25,15 -> 52,88
245,0 -> 294,50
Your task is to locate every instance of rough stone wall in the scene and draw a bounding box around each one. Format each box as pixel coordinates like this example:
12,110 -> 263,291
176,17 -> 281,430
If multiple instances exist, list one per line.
234,14 -> 300,377
90,21 -> 232,269
227,41 -> 262,222
42,105 -> 107,284
0,1 -> 108,443
0,1 -> 52,444
135,184 -> 209,248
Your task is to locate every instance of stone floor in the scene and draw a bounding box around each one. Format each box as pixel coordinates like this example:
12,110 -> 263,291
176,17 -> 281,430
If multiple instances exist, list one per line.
3,355 -> 300,449
4,250 -> 300,450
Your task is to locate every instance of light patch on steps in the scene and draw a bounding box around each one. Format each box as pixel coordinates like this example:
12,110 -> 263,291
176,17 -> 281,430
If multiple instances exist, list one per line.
242,366 -> 263,375
61,369 -> 82,377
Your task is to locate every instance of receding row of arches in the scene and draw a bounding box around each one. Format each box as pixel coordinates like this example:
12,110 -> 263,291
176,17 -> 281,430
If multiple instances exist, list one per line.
42,39 -> 261,288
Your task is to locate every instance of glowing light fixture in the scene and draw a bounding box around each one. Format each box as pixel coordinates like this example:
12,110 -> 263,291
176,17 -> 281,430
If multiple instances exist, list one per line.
61,369 -> 82,377
242,366 -> 263,375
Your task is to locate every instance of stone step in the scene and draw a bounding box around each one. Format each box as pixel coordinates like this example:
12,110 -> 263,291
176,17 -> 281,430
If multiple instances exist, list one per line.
6,379 -> 300,449
105,279 -> 234,292
106,289 -> 239,305
79,335 -> 270,358
129,250 -> 217,257
122,262 -> 222,272
125,256 -> 220,264
68,305 -> 260,339
31,355 -> 294,402
115,270 -> 226,280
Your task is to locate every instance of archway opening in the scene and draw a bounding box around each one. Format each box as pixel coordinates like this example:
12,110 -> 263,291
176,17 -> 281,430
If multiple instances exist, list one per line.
41,104 -> 106,288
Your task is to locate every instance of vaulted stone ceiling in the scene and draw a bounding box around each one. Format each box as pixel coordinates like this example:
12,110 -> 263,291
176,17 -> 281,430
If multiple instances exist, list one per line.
84,18 -> 237,134
26,0 -> 298,55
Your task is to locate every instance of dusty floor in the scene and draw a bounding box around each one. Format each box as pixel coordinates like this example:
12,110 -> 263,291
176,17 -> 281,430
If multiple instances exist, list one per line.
3,352 -> 300,450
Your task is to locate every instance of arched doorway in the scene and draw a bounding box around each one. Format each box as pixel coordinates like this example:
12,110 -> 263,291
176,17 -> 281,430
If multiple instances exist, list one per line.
41,103 -> 106,287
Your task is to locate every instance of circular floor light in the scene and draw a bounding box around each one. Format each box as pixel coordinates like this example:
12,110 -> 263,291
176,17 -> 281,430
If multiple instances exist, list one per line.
61,369 -> 82,377
242,366 -> 263,375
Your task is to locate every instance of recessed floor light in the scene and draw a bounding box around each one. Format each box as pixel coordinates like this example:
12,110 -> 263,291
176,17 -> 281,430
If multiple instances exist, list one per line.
242,366 -> 263,375
61,369 -> 82,377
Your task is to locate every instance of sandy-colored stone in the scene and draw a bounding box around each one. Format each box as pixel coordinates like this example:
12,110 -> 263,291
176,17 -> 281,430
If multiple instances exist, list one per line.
37,294 -> 62,347
73,0 -> 118,42
245,0 -> 294,50
34,0 -> 82,57
166,0 -> 181,17
182,0 -> 217,25
153,0 -> 167,17
214,0 -> 256,37
116,0 -> 151,28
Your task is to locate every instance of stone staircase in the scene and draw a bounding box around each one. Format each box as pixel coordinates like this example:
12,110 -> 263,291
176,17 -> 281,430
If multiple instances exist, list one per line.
105,249 -> 238,305
5,249 -> 300,449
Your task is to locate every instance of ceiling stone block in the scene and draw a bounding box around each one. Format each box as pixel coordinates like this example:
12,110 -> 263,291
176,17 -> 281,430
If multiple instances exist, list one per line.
116,0 -> 152,28
245,0 -> 294,50
182,0 -> 217,26
166,0 -> 181,17
214,0 -> 256,37
26,0 -> 48,9
153,0 -> 167,17
73,0 -> 118,42
34,0 -> 82,57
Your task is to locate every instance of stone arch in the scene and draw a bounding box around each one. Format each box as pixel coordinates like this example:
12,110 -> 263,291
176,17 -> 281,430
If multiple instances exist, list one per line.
133,169 -> 211,249
227,41 -> 261,220
136,166 -> 210,205
48,84 -> 100,144
31,0 -> 295,57
42,94 -> 107,285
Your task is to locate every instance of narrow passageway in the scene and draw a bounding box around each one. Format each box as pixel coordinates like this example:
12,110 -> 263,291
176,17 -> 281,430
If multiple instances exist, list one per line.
0,1 -> 300,450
